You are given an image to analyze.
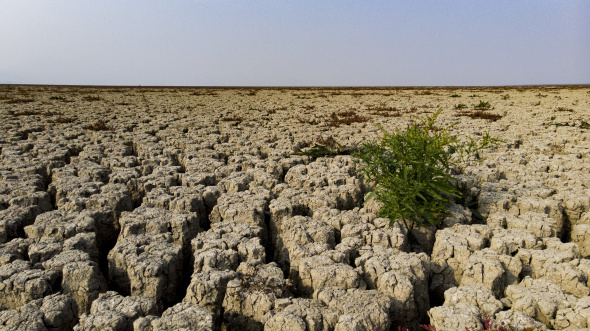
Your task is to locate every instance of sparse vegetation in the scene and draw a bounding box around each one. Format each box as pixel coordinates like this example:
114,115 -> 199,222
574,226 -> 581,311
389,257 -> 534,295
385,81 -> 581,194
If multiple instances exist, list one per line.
456,110 -> 503,121
366,104 -> 401,114
293,115 -> 320,125
552,121 -> 590,130
48,116 -> 75,124
474,100 -> 491,109
13,110 -> 42,116
501,94 -> 510,100
556,107 -> 573,112
49,96 -> 66,100
450,94 -> 461,98
454,104 -> 467,109
295,134 -> 359,159
371,111 -> 402,118
315,134 -> 337,147
13,110 -> 59,117
328,111 -> 369,127
5,98 -> 35,104
220,116 -> 244,123
419,104 -> 437,109
469,94 -> 481,98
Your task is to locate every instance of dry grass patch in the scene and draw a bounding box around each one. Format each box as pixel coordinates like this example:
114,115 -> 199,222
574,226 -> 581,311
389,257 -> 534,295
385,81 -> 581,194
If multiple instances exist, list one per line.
5,98 -> 35,104
220,116 -> 244,123
366,104 -> 399,112
367,104 -> 403,117
328,111 -> 369,127
556,107 -> 574,112
13,110 -> 41,116
48,116 -> 75,124
12,110 -> 56,116
456,110 -> 503,121
295,134 -> 360,159
293,116 -> 320,125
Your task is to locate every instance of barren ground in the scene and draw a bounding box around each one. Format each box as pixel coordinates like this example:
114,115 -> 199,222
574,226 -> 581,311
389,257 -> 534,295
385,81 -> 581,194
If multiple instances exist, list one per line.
1,85 -> 589,330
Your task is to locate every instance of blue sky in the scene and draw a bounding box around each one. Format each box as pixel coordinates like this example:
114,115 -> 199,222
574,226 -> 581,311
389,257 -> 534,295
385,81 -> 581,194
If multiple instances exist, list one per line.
1,1 -> 589,86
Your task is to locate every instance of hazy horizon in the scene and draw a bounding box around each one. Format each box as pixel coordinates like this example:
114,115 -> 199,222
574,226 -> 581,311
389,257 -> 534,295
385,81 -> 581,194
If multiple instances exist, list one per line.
2,1 -> 589,86
2,83 -> 589,88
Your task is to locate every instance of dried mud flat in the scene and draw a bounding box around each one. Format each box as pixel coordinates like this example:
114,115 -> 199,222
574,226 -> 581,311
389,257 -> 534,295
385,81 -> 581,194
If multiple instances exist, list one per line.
1,84 -> 589,330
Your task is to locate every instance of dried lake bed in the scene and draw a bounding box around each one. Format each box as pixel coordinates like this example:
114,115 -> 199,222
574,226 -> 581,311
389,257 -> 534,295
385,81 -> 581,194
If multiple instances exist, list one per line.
1,85 -> 590,330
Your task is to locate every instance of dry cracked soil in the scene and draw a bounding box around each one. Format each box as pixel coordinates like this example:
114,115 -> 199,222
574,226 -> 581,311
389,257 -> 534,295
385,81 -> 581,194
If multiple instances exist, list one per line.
0,85 -> 589,331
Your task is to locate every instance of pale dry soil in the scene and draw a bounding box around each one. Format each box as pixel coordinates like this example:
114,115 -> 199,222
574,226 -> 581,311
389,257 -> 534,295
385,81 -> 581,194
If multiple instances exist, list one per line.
0,85 -> 589,330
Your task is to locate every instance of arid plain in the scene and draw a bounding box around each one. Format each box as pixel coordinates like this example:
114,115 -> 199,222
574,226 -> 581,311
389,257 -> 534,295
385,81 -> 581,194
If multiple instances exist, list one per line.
1,85 -> 589,330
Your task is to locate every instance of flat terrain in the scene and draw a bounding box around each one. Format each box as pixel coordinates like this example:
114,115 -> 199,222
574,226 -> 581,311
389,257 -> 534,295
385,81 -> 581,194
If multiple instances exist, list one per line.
1,85 -> 589,330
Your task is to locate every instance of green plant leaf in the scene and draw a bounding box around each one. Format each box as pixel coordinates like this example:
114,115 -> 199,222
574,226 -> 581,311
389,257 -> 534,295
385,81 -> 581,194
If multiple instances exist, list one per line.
353,108 -> 500,237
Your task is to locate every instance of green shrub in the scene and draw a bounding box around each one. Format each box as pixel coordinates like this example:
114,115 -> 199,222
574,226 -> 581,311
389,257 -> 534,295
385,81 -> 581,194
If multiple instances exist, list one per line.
474,100 -> 491,109
354,109 -> 499,234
